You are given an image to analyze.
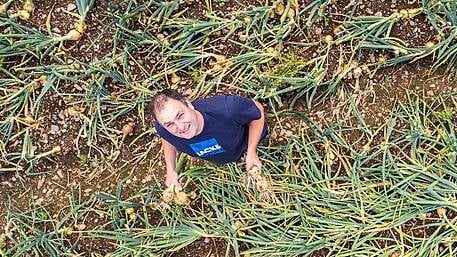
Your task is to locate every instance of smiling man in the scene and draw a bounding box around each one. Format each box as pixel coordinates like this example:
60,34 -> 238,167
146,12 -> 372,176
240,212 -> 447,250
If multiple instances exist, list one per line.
151,89 -> 268,189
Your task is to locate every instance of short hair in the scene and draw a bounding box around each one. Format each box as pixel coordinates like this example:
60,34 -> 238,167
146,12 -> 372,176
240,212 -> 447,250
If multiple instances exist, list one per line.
149,89 -> 188,120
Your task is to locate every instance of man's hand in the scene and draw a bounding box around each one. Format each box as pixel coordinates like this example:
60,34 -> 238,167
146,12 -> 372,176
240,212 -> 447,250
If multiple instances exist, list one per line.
165,170 -> 182,190
246,150 -> 262,172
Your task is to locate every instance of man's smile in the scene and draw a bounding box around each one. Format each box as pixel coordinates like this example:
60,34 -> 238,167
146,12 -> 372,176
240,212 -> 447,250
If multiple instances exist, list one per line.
179,124 -> 190,134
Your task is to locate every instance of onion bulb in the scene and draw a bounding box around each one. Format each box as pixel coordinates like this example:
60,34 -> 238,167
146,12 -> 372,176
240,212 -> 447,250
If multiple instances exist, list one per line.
353,67 -> 363,78
211,64 -> 223,73
122,122 -> 134,135
324,35 -> 333,44
126,208 -> 134,215
389,251 -> 401,257
425,41 -> 435,48
67,107 -> 79,116
162,188 -> 174,203
17,10 -> 30,20
34,75 -> 47,85
173,191 -> 190,206
238,34 -> 248,42
171,73 -> 181,84
378,56 -> 387,63
333,25 -> 344,34
23,0 -> 35,13
214,54 -> 227,63
291,0 -> 299,9
398,9 -> 408,19
275,3 -> 285,15
287,9 -> 295,20
60,29 -> 81,41
437,207 -> 447,218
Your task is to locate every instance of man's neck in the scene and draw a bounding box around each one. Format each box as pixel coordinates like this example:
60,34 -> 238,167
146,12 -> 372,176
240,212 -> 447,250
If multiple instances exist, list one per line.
195,110 -> 204,136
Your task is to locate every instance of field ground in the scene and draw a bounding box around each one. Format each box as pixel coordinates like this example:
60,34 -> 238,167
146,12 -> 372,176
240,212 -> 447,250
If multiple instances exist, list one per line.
1,0 -> 457,256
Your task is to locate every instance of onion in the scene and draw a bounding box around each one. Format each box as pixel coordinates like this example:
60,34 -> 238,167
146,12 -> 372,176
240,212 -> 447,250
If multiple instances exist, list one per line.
162,189 -> 174,203
248,165 -> 260,177
378,56 -> 387,63
34,75 -> 47,85
211,63 -> 223,73
17,10 -> 30,20
389,251 -> 401,257
398,9 -> 408,19
67,107 -> 79,116
333,25 -> 344,34
61,29 -> 81,41
353,66 -> 363,78
238,34 -> 248,42
324,35 -> 333,44
437,207 -> 446,218
173,191 -> 190,206
58,227 -> 73,235
407,8 -> 421,19
122,122 -> 134,135
119,122 -> 135,148
214,54 -> 226,63
23,0 -> 35,13
291,0 -> 299,9
189,191 -> 197,199
76,224 -> 86,230
171,72 -> 181,84
126,208 -> 134,215
287,9 -> 295,20
425,41 -> 435,48
275,3 -> 285,15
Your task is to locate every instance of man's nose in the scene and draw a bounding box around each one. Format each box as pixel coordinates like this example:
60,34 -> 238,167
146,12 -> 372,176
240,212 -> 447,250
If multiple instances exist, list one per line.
177,122 -> 186,131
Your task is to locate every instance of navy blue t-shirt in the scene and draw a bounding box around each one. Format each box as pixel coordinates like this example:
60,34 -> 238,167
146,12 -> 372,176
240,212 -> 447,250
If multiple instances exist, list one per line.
155,95 -> 268,165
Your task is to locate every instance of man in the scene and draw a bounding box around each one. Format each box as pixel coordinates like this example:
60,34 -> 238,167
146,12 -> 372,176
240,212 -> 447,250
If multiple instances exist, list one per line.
151,89 -> 268,189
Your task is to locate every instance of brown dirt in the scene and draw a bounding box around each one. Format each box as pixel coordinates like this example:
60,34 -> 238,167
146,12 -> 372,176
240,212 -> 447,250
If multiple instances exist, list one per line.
1,0 -> 457,256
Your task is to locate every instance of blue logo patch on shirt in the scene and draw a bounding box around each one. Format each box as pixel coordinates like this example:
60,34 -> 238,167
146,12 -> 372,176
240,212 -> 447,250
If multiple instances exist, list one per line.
189,138 -> 225,157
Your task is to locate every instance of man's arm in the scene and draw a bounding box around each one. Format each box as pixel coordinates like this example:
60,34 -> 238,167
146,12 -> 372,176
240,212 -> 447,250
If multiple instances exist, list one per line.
246,100 -> 265,171
161,138 -> 182,189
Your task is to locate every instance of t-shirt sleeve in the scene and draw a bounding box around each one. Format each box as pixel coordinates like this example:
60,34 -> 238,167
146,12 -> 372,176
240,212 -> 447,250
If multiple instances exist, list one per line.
225,95 -> 261,125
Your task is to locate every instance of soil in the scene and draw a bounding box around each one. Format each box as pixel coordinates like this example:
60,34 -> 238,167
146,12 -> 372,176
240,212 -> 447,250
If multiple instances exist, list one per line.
1,0 -> 457,256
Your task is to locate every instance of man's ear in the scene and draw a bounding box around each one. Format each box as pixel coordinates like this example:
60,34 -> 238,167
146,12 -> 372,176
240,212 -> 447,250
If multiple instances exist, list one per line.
186,100 -> 194,110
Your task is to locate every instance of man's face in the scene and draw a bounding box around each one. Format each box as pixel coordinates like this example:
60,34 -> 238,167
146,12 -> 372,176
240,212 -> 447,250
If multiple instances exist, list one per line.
155,98 -> 200,139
